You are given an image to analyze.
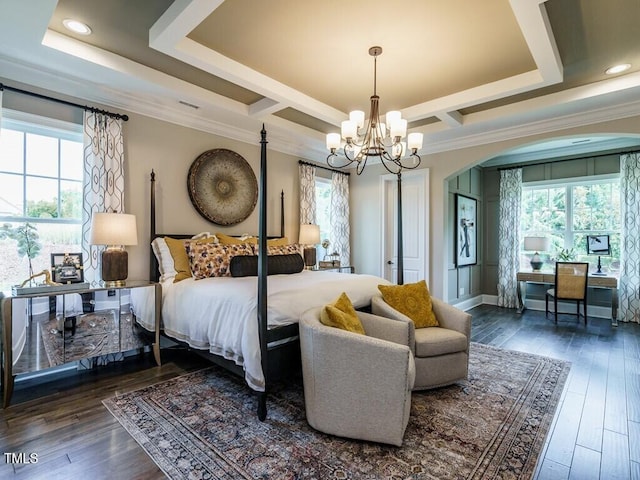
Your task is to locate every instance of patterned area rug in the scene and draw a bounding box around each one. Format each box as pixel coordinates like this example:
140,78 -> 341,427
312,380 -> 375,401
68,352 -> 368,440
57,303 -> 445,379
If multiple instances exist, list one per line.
103,343 -> 570,479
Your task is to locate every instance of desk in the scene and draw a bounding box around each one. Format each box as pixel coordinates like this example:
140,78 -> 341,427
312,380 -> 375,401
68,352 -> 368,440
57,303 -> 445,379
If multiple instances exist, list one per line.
516,271 -> 618,325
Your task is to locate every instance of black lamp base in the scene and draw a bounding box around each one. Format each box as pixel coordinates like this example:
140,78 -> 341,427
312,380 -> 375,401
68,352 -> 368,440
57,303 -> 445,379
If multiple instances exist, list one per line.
102,249 -> 128,287
303,247 -> 316,269
530,260 -> 543,272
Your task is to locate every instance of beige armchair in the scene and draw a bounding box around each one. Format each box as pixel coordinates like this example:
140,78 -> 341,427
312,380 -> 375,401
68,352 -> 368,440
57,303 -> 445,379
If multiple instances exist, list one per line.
371,294 -> 471,390
299,307 -> 415,447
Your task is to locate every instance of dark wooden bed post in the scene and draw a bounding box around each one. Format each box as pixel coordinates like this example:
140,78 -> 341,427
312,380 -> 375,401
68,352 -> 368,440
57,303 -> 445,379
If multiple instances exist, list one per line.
257,125 -> 269,421
149,170 -> 157,281
280,190 -> 285,239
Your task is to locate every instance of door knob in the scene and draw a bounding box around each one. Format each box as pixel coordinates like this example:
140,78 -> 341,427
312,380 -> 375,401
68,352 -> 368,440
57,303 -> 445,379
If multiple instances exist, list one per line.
387,260 -> 394,265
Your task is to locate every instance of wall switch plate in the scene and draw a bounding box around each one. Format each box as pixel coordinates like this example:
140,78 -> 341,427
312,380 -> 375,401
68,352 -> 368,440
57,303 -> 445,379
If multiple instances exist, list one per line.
459,287 -> 465,295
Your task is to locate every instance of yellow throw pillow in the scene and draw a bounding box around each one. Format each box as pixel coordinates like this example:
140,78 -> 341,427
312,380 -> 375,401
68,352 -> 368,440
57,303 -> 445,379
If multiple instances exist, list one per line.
378,280 -> 439,328
267,237 -> 290,246
216,233 -> 255,245
216,233 -> 290,246
319,292 -> 365,334
164,236 -> 216,283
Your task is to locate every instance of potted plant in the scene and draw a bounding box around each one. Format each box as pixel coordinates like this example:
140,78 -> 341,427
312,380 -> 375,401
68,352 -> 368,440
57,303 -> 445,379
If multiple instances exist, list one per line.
555,247 -> 576,262
0,222 -> 42,286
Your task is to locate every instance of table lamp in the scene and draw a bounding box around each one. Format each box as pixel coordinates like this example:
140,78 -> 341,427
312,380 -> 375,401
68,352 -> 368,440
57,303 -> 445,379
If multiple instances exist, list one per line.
524,236 -> 550,272
90,212 -> 138,287
299,224 -> 320,269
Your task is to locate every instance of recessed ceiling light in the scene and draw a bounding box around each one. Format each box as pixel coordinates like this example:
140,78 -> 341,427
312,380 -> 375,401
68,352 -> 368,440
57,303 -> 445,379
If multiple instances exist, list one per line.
605,63 -> 631,75
62,18 -> 92,35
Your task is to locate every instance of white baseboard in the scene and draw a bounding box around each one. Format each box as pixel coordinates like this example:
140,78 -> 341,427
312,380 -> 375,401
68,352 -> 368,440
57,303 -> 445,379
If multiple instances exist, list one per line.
453,295 -> 485,312
475,295 -> 612,319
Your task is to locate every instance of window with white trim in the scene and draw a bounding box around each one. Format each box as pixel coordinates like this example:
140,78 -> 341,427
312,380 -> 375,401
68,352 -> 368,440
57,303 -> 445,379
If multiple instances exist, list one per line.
315,177 -> 332,259
520,176 -> 621,273
0,112 -> 83,290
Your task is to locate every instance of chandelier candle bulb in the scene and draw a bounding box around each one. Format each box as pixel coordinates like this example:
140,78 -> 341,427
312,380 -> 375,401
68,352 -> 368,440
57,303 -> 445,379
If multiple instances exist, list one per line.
341,120 -> 357,140
408,132 -> 424,151
391,119 -> 407,138
326,133 -> 341,150
386,111 -> 402,127
349,110 -> 365,129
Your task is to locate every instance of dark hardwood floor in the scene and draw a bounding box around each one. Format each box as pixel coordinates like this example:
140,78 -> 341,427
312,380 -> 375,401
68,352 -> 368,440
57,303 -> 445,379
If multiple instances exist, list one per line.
0,305 -> 638,479
471,305 -> 640,480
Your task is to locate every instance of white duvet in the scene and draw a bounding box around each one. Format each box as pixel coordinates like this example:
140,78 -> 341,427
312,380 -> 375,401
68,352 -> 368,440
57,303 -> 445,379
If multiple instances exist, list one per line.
161,270 -> 390,391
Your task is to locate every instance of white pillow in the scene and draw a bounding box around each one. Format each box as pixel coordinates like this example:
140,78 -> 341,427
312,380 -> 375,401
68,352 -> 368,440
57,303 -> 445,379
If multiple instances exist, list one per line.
151,237 -> 177,283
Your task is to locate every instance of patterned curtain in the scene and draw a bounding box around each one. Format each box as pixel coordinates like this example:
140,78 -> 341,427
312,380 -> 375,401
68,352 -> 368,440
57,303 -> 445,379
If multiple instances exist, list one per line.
497,168 -> 522,308
299,163 -> 316,224
619,153 -> 640,323
330,171 -> 351,266
80,111 -> 125,366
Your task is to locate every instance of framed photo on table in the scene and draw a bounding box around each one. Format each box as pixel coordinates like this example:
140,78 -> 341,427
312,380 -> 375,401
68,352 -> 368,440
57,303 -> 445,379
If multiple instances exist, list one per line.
51,252 -> 84,283
455,194 -> 477,267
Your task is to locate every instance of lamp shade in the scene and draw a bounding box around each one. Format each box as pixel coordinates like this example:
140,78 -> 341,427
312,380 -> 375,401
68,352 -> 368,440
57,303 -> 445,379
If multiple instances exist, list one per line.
90,213 -> 138,246
299,224 -> 320,245
523,236 -> 550,252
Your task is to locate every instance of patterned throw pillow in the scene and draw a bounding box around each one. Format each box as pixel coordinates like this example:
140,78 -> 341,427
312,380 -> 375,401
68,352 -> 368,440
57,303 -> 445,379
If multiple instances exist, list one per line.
164,235 -> 217,283
187,243 -> 254,279
377,280 -> 439,328
319,292 -> 365,334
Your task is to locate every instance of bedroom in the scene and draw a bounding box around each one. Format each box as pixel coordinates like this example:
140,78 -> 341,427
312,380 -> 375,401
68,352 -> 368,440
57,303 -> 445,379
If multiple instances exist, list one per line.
1,0 -> 640,478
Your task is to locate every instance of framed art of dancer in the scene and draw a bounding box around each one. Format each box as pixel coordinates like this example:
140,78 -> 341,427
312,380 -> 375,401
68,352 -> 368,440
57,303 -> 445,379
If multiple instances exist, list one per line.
455,194 -> 477,267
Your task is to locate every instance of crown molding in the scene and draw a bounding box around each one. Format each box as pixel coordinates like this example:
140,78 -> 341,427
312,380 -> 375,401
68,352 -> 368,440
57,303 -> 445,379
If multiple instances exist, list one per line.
2,54 -> 639,166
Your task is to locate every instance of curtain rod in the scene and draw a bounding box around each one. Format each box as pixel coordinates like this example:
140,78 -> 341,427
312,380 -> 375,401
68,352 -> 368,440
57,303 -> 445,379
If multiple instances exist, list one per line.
0,83 -> 129,121
496,148 -> 640,171
298,160 -> 350,176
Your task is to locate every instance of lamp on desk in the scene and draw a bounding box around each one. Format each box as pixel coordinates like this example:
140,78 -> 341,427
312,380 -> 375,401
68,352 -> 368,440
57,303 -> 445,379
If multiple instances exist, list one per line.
524,236 -> 550,272
299,224 -> 320,269
90,212 -> 138,287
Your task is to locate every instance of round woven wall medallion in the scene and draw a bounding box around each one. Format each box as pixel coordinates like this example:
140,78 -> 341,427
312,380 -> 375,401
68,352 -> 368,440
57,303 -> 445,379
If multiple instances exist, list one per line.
187,149 -> 258,226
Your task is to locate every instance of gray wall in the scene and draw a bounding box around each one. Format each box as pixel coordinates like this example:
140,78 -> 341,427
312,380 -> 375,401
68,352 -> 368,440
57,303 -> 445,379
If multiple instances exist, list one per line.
447,167 -> 483,303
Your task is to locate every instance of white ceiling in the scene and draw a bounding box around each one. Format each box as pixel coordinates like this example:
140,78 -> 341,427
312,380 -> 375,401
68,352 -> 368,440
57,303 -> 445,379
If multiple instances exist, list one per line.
1,0 -> 639,165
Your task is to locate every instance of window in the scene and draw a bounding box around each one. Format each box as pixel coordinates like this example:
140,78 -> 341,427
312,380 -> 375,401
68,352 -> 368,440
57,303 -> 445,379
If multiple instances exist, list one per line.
0,112 -> 83,290
315,178 -> 332,259
521,176 -> 621,273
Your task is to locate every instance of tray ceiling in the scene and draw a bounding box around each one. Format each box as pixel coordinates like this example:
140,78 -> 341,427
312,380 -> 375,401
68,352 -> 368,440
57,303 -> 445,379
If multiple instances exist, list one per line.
0,0 -> 639,162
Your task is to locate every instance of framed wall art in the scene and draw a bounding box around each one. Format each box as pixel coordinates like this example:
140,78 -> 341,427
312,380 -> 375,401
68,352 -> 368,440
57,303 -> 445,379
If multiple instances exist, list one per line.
455,194 -> 477,267
51,252 -> 84,284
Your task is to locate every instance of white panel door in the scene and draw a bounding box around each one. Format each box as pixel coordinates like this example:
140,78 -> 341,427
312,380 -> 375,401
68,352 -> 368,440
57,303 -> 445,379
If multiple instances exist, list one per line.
381,169 -> 429,284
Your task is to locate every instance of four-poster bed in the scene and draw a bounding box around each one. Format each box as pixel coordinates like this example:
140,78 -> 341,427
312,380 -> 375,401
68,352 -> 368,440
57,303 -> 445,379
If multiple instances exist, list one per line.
149,127 -> 388,420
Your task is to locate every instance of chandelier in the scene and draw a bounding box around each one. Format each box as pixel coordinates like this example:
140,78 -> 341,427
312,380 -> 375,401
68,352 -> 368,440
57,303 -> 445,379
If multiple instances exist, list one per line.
326,46 -> 424,175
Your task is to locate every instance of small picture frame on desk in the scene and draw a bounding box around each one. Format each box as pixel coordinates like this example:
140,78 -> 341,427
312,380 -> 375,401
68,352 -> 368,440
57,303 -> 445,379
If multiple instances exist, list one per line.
51,252 -> 84,284
455,194 -> 477,267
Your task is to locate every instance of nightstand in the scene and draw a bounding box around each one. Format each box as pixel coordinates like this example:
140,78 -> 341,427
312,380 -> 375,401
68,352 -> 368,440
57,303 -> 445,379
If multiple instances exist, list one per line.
1,280 -> 161,407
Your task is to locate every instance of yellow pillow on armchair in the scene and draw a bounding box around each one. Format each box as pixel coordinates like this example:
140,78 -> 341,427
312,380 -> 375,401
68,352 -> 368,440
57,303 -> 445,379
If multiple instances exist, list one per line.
378,280 -> 439,328
320,292 -> 365,334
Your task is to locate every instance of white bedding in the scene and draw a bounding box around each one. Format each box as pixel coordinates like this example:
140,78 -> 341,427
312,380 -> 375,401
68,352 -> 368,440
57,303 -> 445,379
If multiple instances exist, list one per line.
161,270 -> 390,391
